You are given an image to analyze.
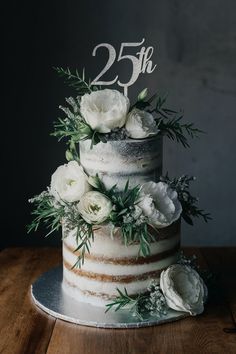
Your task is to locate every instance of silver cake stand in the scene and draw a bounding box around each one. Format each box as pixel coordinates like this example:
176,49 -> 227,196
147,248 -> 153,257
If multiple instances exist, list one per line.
31,266 -> 188,329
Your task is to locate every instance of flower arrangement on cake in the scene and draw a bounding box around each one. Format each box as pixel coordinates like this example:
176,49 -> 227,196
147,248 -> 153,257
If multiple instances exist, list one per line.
28,66 -> 211,320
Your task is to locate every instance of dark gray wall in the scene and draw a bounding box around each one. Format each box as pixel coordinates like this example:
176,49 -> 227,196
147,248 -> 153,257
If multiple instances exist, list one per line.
2,0 -> 236,248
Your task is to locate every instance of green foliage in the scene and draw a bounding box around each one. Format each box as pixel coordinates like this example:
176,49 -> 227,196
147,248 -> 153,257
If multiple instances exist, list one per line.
54,67 -> 98,95
105,288 -> 147,319
106,284 -> 168,319
51,95 -> 107,151
28,191 -> 94,268
53,67 -> 203,149
64,206 -> 95,268
71,224 -> 94,268
88,177 -> 154,257
52,68 -> 107,149
132,92 -> 203,148
108,180 -> 140,216
27,191 -> 64,237
103,180 -> 154,257
120,222 -> 154,258
158,117 -> 202,148
52,115 -> 93,143
160,174 -> 212,225
28,172 -> 211,269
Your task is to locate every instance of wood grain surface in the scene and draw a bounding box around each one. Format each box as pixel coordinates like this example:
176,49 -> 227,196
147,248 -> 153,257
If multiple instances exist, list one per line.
0,247 -> 235,354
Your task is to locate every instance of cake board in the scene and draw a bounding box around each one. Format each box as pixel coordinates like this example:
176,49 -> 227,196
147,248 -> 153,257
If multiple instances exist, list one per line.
31,266 -> 189,329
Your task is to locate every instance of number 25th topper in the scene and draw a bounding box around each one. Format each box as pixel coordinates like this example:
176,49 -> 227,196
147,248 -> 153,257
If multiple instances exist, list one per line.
91,38 -> 157,96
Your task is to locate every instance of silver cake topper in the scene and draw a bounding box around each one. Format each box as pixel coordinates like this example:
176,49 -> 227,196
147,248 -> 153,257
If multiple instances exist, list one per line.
91,38 -> 157,96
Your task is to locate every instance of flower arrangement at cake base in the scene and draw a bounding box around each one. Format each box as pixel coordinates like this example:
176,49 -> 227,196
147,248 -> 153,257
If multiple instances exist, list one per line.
28,67 -> 211,323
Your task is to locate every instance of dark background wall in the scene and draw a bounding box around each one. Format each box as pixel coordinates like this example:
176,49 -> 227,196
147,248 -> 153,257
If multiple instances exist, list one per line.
2,0 -> 236,248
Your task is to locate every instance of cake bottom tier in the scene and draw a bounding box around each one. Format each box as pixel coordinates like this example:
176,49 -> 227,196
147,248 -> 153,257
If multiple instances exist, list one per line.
62,222 -> 180,307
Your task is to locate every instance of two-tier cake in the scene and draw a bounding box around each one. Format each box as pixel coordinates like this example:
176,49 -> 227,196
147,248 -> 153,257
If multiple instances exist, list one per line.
29,70 -> 209,318
62,138 -> 180,306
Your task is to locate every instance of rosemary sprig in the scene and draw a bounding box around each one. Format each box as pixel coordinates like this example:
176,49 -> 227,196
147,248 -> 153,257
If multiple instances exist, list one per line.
71,222 -> 94,268
133,89 -> 203,148
120,222 -> 154,257
158,116 -> 203,148
105,288 -> 146,319
106,284 -> 168,319
53,67 -> 97,95
62,203 -> 95,267
52,116 -> 93,143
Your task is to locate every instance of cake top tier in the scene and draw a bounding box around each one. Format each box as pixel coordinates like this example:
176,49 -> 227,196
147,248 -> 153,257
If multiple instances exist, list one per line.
80,136 -> 163,190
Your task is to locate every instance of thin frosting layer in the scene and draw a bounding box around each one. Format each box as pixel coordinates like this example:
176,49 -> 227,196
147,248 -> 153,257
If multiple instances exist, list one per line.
79,137 -> 162,190
62,222 -> 181,306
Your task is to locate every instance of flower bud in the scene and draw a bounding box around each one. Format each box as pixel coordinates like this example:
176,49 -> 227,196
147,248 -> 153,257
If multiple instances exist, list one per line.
138,88 -> 148,101
65,150 -> 74,161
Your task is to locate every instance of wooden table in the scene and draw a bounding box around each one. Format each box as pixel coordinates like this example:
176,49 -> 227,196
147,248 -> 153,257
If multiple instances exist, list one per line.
0,248 -> 235,354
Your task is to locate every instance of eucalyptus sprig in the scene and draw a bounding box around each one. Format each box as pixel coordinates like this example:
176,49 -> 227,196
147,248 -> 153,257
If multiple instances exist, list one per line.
160,174 -> 211,225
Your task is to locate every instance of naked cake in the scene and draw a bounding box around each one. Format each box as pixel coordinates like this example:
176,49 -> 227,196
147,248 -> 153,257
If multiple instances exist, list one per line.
29,65 -> 209,318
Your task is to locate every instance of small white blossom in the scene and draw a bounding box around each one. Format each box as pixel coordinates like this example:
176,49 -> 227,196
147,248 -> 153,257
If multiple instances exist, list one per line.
145,282 -> 168,316
78,191 -> 113,224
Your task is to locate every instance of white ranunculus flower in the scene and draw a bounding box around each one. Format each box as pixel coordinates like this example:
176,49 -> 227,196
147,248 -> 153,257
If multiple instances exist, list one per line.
137,181 -> 182,228
160,264 -> 208,315
78,191 -> 113,224
80,89 -> 130,133
125,108 -> 159,139
50,161 -> 91,203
